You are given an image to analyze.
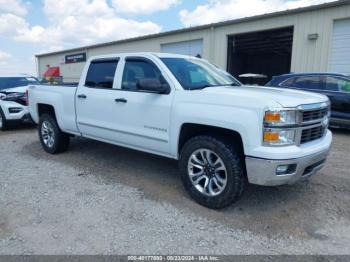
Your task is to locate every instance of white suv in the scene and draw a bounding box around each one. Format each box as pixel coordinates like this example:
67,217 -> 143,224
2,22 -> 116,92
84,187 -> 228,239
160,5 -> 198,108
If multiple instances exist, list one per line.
0,75 -> 39,130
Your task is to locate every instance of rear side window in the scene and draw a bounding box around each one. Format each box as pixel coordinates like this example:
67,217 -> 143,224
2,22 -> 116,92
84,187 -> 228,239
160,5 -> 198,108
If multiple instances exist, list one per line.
85,59 -> 118,89
293,76 -> 326,90
339,79 -> 350,93
326,77 -> 350,93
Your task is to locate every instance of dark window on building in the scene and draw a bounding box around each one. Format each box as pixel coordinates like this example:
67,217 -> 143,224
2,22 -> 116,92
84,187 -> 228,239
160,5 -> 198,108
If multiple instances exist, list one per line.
85,60 -> 118,89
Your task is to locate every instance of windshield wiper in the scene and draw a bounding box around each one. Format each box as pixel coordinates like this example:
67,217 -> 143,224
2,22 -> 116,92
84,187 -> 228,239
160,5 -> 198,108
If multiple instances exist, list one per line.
189,83 -> 240,90
190,84 -> 223,90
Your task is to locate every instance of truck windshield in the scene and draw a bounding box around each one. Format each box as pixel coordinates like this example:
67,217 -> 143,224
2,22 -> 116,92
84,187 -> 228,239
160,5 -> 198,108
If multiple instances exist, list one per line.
160,57 -> 241,90
0,77 -> 39,90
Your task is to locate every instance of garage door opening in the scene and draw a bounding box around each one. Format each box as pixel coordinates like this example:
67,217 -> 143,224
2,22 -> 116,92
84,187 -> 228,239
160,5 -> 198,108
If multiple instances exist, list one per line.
227,27 -> 294,85
329,18 -> 350,74
161,39 -> 203,57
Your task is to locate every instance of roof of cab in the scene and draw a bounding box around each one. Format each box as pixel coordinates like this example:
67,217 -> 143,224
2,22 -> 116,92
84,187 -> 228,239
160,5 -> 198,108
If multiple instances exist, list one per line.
88,52 -> 200,61
275,72 -> 350,78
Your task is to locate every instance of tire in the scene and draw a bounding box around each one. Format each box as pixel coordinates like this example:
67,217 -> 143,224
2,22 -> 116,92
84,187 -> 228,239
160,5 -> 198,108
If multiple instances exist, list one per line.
38,114 -> 70,154
0,107 -> 9,131
179,135 -> 246,209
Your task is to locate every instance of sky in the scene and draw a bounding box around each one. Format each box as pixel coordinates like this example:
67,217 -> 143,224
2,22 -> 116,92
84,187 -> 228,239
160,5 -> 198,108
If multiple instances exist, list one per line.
0,0 -> 336,76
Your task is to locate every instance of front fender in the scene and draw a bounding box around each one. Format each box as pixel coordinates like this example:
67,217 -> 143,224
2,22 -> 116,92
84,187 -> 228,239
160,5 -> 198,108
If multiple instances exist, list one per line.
170,102 -> 262,158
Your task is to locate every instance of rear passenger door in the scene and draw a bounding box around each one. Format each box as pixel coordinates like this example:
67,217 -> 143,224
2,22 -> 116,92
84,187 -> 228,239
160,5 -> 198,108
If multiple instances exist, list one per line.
76,58 -> 121,142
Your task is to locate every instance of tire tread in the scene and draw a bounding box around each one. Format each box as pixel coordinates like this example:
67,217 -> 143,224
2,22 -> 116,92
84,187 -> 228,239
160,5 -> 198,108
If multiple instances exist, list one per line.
38,114 -> 70,154
0,107 -> 9,131
179,135 -> 246,209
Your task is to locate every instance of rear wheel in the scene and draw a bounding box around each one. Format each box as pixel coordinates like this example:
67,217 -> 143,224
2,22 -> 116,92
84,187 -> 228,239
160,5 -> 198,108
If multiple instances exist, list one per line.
38,114 -> 70,154
0,107 -> 9,131
179,136 -> 246,209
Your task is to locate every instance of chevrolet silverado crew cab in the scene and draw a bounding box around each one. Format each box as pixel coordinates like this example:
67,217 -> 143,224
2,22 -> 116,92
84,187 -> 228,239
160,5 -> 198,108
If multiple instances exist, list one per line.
28,53 -> 332,209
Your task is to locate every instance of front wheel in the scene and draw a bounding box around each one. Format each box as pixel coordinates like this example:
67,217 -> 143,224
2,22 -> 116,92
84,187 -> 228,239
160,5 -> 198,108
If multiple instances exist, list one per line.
38,114 -> 70,154
179,136 -> 246,209
0,107 -> 9,131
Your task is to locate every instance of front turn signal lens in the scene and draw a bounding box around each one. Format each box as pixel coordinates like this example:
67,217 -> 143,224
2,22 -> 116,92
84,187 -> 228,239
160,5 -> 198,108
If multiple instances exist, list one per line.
263,131 -> 279,142
264,112 -> 281,122
263,128 -> 296,146
264,109 -> 298,127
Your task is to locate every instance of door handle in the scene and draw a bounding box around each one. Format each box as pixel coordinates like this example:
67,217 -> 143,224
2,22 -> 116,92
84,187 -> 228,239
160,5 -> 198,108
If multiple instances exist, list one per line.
77,94 -> 87,99
115,98 -> 127,103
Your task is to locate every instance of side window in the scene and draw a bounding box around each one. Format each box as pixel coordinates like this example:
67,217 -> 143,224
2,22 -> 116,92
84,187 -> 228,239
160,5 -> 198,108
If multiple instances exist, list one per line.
340,79 -> 350,93
121,59 -> 164,91
335,78 -> 350,93
325,77 -> 341,91
293,76 -> 326,90
85,59 -> 118,89
291,77 -> 306,88
280,77 -> 296,87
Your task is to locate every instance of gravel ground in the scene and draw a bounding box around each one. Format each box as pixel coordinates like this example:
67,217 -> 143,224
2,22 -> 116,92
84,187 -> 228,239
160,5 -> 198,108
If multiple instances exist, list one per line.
0,126 -> 350,255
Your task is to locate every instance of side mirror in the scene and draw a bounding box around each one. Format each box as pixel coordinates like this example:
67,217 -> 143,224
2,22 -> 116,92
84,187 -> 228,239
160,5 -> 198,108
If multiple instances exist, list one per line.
137,78 -> 170,94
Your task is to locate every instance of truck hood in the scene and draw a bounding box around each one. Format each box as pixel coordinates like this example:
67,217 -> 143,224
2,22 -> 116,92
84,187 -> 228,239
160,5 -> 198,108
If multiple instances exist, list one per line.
202,85 -> 328,107
0,85 -> 28,93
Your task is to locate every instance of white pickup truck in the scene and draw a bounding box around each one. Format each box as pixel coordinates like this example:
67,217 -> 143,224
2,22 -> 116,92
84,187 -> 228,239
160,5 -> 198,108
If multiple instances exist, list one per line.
28,53 -> 332,209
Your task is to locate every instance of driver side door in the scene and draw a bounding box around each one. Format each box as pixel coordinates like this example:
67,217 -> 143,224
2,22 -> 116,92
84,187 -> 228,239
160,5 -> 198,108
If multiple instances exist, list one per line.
112,56 -> 174,156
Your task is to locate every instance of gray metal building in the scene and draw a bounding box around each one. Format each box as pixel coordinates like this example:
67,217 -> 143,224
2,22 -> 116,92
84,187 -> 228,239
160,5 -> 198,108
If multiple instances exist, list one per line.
36,0 -> 350,83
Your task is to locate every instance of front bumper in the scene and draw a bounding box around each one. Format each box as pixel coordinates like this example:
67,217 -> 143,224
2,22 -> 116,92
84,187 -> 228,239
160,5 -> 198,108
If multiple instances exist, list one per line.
330,117 -> 350,129
0,100 -> 29,121
245,148 -> 330,186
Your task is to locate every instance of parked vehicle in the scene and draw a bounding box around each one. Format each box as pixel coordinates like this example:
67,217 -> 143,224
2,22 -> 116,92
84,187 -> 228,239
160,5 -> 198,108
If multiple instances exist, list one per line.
266,73 -> 350,129
0,75 -> 39,130
28,53 -> 332,209
239,73 -> 267,85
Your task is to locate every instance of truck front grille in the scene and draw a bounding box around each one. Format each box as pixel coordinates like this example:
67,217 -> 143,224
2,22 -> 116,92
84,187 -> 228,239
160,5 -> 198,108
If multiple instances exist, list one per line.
300,126 -> 326,144
297,103 -> 329,145
302,107 -> 328,123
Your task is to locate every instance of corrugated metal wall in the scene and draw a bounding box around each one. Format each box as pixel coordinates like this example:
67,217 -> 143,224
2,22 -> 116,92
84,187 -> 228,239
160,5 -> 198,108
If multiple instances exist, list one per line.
37,3 -> 350,81
329,18 -> 350,73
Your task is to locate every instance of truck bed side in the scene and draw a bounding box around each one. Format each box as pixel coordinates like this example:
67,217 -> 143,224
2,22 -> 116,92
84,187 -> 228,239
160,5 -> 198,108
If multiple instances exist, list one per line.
28,84 -> 80,135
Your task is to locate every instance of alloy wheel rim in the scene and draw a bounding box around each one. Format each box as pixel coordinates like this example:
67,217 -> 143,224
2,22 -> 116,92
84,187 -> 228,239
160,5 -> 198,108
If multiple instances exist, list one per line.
41,121 -> 55,148
187,148 -> 227,197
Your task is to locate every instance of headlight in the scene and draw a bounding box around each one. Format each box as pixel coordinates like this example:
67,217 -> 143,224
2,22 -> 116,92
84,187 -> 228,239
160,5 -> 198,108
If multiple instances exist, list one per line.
0,92 -> 25,101
264,109 -> 298,127
263,128 -> 296,146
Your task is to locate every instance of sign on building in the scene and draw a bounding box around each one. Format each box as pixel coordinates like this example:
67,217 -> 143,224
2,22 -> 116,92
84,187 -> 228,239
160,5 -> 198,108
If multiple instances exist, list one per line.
65,52 -> 86,64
